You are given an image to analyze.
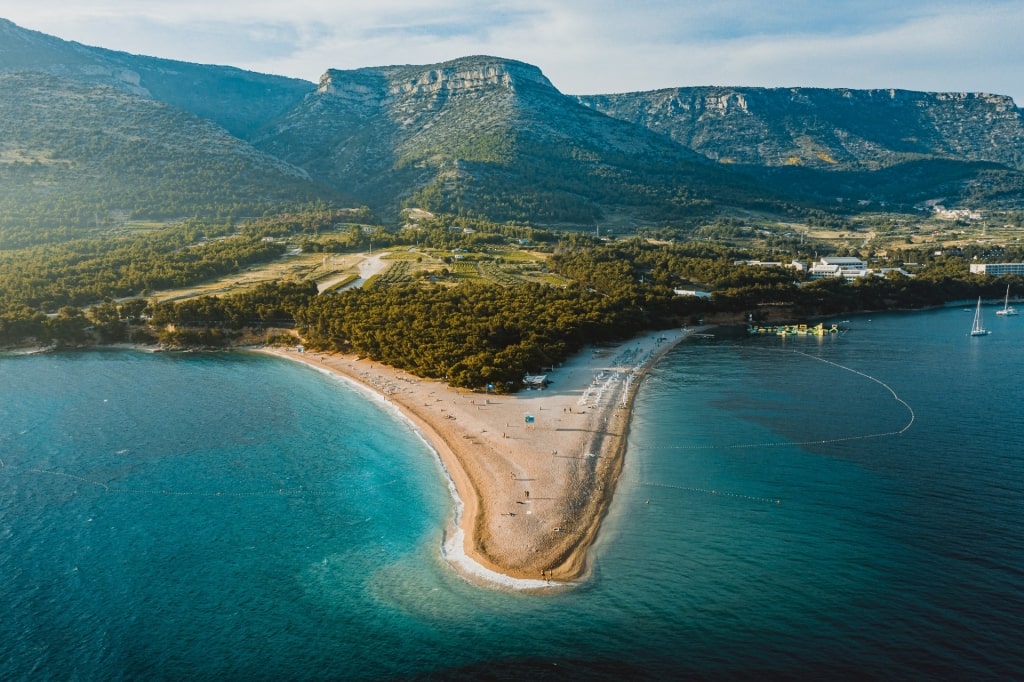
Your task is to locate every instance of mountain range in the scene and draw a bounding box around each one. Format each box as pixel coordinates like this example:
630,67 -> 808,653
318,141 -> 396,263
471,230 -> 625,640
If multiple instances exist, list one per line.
1,17 -> 1022,237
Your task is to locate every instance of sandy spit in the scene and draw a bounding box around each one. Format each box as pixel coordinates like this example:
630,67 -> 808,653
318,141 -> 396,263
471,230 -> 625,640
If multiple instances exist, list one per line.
259,327 -> 697,589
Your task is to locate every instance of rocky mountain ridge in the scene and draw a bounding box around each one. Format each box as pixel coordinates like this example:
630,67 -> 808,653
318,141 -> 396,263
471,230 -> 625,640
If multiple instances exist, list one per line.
1,17 -> 1022,229
317,57 -> 554,101
255,55 -> 729,223
576,87 -> 1023,171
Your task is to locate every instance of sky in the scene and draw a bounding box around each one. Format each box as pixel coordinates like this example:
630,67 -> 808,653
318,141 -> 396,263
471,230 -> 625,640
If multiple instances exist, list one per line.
1,1 -> 1022,104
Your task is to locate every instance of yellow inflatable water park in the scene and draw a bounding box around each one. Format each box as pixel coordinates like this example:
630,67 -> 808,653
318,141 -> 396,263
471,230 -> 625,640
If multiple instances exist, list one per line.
747,322 -> 841,336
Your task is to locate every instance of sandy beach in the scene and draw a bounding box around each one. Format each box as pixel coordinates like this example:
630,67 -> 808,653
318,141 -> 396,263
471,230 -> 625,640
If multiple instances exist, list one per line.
260,327 -> 695,588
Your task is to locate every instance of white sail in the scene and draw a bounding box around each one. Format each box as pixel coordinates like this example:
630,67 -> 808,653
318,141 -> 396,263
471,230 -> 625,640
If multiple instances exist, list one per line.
995,285 -> 1018,316
970,297 -> 991,336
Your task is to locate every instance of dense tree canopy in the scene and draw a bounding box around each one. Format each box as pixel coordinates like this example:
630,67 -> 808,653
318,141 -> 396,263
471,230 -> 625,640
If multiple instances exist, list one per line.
292,281 -> 700,389
3,210 -> 1021,382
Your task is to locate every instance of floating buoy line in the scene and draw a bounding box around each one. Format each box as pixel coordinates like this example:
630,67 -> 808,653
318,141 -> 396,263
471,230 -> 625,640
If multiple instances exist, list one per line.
636,480 -> 782,505
650,347 -> 915,451
2,348 -> 911,508
633,347 -> 915,507
792,348 -> 915,434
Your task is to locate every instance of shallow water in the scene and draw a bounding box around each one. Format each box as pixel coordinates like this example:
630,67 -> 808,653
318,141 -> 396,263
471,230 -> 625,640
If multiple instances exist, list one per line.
2,306 -> 1022,680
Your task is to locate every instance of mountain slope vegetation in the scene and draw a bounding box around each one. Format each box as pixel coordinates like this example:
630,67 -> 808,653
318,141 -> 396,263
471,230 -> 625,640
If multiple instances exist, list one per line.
576,86 -> 1024,171
577,86 -> 1024,208
0,72 -> 336,247
1,17 -> 1022,234
252,57 -> 775,224
0,18 -> 313,138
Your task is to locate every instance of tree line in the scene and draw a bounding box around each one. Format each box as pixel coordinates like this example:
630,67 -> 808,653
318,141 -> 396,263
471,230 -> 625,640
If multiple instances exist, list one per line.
4,212 -> 1022,384
290,281 -> 704,390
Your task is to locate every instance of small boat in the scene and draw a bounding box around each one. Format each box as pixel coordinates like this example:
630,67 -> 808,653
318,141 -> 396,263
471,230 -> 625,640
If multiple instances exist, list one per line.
995,285 -> 1018,316
970,297 -> 991,336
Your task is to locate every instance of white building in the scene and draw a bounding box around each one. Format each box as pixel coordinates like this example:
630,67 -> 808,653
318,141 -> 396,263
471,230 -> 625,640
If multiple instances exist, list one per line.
807,257 -> 908,281
823,256 -> 868,269
970,263 -> 1024,276
808,257 -> 867,280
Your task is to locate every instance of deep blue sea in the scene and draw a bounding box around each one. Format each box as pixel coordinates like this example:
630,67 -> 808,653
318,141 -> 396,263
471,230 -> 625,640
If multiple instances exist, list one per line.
2,306 -> 1023,680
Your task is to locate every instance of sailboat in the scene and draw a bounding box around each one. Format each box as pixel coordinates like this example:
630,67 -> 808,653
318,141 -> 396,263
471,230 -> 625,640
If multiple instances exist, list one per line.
970,297 -> 991,336
995,285 -> 1018,316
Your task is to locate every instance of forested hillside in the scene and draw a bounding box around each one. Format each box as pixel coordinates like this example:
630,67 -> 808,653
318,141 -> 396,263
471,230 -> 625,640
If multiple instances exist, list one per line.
577,87 -> 1024,209
577,87 -> 1024,171
0,18 -> 313,138
142,232 -> 1024,389
2,18 -> 1024,373
0,72 -> 336,247
3,18 -> 1023,230
252,57 -> 774,224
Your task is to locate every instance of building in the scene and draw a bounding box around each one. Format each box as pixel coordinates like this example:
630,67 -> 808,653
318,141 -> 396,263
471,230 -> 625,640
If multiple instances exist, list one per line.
876,267 -> 913,279
821,256 -> 868,270
673,289 -> 712,299
807,257 -> 910,282
808,257 -> 867,280
969,263 -> 1024,276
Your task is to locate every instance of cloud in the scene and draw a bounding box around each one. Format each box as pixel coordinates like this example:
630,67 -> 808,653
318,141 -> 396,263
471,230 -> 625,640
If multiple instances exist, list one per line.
99,17 -> 313,63
1,0 -> 1021,102
646,3 -> 1024,96
358,7 -> 538,40
484,1 -> 1024,100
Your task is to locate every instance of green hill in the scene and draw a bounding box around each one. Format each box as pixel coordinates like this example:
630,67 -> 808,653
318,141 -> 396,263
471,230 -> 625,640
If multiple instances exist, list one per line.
253,56 -> 775,223
577,86 -> 1024,209
1,17 -> 1022,236
0,72 -> 337,247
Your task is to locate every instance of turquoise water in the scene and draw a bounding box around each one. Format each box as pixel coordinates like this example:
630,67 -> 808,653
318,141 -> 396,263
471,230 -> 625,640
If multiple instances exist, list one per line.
2,306 -> 1022,680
